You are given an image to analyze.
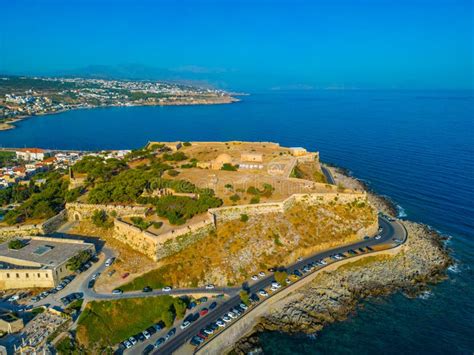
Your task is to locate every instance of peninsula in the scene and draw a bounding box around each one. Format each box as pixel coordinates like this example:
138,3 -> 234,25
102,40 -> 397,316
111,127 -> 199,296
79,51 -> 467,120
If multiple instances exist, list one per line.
0,141 -> 450,354
0,76 -> 238,130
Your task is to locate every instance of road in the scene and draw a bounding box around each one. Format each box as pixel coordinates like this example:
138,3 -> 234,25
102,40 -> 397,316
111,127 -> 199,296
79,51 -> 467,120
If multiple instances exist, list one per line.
147,215 -> 407,355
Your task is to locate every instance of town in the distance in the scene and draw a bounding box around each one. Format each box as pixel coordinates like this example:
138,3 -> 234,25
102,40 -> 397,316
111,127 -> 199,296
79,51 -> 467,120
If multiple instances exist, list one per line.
0,76 -> 237,131
0,138 -> 446,355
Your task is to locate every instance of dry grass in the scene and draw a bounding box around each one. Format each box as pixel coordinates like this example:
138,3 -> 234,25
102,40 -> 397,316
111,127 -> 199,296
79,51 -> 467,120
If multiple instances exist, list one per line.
68,222 -> 158,292
123,200 -> 377,289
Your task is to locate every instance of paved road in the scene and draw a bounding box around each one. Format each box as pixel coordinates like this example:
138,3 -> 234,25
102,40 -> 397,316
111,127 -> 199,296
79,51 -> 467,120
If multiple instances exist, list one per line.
148,216 -> 407,355
321,165 -> 336,185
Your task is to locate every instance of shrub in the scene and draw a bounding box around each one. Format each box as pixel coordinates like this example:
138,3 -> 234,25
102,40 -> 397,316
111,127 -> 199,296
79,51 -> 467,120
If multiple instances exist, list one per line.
130,217 -> 152,231
250,196 -> 260,204
67,250 -> 92,271
240,214 -> 249,222
274,271 -> 288,286
8,239 -> 24,250
246,186 -> 259,195
167,169 -> 180,177
221,163 -> 238,171
239,290 -> 250,305
229,194 -> 241,202
183,142 -> 192,147
91,210 -> 113,229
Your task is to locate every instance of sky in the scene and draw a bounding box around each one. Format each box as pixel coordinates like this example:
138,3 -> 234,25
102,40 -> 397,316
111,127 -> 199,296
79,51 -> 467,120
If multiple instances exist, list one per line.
0,0 -> 472,90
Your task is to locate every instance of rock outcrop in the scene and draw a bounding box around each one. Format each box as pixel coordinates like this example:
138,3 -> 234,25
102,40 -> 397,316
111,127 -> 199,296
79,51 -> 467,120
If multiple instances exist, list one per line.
232,221 -> 451,354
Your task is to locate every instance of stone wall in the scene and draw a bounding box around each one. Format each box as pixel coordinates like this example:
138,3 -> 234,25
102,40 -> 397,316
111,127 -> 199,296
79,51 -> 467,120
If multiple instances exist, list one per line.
65,202 -> 147,221
0,210 -> 67,239
113,219 -> 160,261
113,214 -> 215,261
209,192 -> 368,225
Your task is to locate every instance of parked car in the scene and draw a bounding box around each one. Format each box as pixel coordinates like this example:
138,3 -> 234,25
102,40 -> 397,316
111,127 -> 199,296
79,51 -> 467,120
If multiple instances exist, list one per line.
162,286 -> 172,292
88,280 -> 95,289
188,301 -> 197,309
121,273 -> 130,279
143,286 -> 152,293
258,290 -> 269,297
142,344 -> 155,354
209,301 -> 217,310
198,296 -> 208,303
155,337 -> 165,347
239,303 -> 248,310
112,289 -> 123,295
205,284 -> 215,289
258,271 -> 266,277
199,308 -> 209,316
129,336 -> 137,346
181,321 -> 191,329
105,258 -> 115,267
142,330 -> 151,339
251,275 -> 258,281
375,235 -> 382,240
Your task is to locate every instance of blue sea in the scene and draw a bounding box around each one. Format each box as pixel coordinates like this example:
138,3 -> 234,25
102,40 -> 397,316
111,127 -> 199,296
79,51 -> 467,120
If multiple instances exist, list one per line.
1,90 -> 473,354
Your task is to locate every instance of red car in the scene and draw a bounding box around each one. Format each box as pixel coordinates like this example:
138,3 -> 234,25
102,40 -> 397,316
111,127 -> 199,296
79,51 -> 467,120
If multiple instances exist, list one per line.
121,273 -> 130,279
199,308 -> 209,316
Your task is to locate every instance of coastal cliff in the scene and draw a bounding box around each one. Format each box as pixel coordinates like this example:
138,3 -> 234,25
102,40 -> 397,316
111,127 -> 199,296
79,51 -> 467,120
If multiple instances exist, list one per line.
232,221 -> 451,354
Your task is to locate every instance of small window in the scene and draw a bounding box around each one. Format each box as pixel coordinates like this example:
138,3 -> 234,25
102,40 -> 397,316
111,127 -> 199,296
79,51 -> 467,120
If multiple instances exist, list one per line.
25,273 -> 29,278
16,273 -> 19,278
37,273 -> 41,278
45,274 -> 48,278
6,273 -> 10,278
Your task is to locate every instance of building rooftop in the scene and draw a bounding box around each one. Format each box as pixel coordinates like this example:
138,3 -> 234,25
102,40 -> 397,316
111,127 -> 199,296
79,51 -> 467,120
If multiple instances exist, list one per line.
0,237 -> 94,269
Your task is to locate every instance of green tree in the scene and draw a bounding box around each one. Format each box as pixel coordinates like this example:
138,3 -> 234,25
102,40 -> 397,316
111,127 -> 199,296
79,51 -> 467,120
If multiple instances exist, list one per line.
162,309 -> 175,328
8,239 -> 24,250
274,271 -> 288,286
229,194 -> 240,203
172,298 -> 187,319
239,290 -> 250,306
240,214 -> 249,222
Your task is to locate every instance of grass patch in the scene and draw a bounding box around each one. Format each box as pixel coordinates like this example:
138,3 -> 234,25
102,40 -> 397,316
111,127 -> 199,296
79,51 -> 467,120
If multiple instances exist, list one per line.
76,296 -> 177,349
121,265 -> 173,291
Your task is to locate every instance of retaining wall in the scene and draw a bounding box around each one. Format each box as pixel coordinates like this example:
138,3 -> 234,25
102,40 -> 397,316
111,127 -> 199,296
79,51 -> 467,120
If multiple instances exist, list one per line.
65,202 -> 147,221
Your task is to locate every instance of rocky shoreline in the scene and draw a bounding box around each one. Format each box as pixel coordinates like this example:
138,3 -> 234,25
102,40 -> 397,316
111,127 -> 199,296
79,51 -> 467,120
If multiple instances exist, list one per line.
230,170 -> 452,355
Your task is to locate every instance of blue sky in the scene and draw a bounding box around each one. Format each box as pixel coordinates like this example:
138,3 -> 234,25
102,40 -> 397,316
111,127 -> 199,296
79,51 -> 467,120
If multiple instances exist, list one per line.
1,0 -> 472,90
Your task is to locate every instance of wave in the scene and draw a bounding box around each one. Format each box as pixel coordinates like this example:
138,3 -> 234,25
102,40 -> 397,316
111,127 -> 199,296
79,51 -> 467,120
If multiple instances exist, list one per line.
448,263 -> 461,274
396,204 -> 407,218
418,290 -> 433,300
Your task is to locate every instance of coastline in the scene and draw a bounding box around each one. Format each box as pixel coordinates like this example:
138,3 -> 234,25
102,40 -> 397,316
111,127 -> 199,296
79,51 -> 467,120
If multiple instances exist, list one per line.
0,96 -> 239,131
230,168 -> 452,355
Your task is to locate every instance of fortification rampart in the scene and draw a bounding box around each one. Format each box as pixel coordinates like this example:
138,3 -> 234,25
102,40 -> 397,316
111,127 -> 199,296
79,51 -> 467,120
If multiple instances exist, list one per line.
0,210 -> 67,239
65,202 -> 147,221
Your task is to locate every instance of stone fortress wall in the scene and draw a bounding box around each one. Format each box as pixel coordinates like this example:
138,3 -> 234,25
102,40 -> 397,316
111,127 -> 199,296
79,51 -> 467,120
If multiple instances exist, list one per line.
69,190 -> 375,261
65,202 -> 147,221
0,210 -> 67,239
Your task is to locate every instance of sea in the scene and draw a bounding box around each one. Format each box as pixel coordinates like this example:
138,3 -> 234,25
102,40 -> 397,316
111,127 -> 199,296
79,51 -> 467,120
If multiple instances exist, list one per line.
1,90 -> 473,354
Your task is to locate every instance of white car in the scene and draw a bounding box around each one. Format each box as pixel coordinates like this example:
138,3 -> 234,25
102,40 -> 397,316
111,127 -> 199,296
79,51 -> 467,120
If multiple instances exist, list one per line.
285,278 -> 291,284
124,340 -> 132,349
129,337 -> 137,346
142,330 -> 151,339
258,271 -> 266,277
204,328 -> 214,335
112,289 -> 123,295
375,235 -> 382,240
227,312 -> 236,319
216,320 -> 226,327
251,275 -> 258,281
205,284 -> 215,289
222,316 -> 232,323
162,286 -> 172,292
105,258 -> 114,267
259,290 -> 269,297
91,273 -> 100,280
8,295 -> 19,302
271,282 -> 281,288
320,260 -> 328,265
180,321 -> 191,329
239,303 -> 248,310
270,286 -> 278,292
297,257 -> 303,262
